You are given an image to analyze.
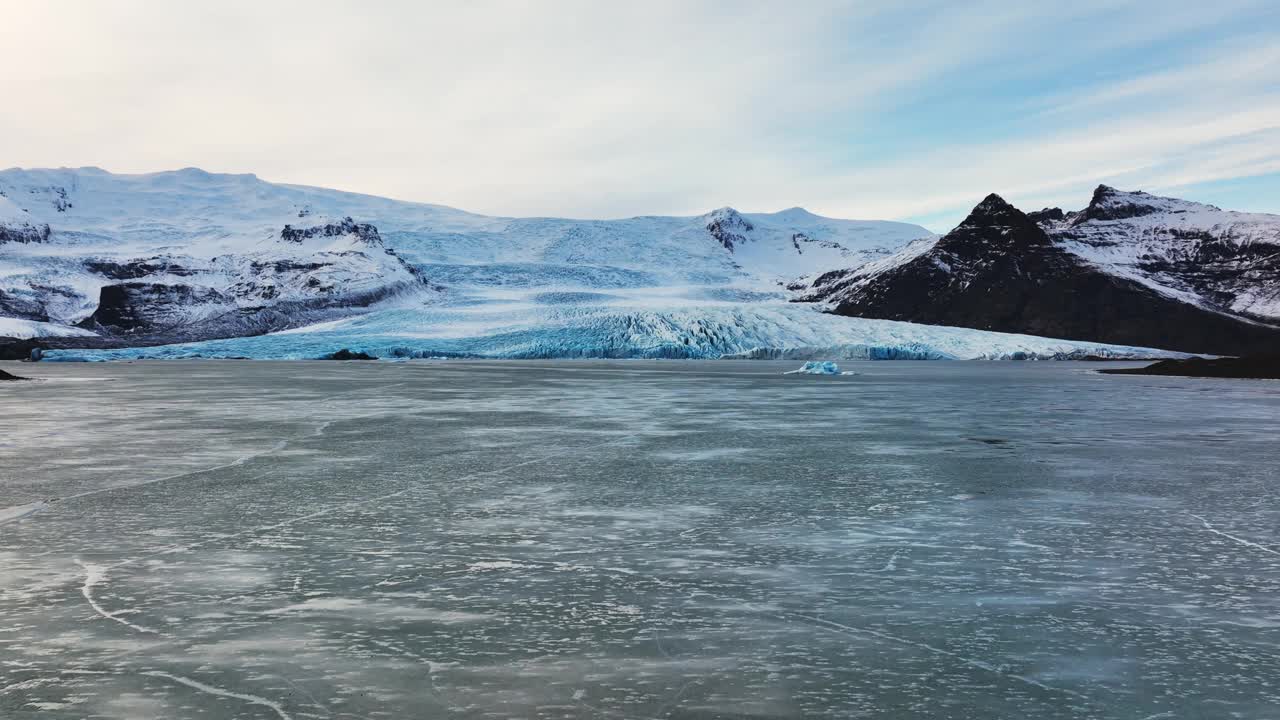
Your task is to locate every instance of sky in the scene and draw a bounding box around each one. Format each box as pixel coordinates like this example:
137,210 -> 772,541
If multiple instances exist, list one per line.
2,0 -> 1278,232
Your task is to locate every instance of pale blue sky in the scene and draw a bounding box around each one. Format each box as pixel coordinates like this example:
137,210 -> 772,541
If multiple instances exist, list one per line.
2,0 -> 1277,231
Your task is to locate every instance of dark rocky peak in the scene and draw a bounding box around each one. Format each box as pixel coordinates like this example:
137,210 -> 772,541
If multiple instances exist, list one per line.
1074,184 -> 1217,225
1092,184 -> 1118,200
281,217 -> 382,245
1028,207 -> 1065,225
966,193 -> 1021,220
938,194 -> 1049,252
703,207 -> 754,252
1077,184 -> 1150,222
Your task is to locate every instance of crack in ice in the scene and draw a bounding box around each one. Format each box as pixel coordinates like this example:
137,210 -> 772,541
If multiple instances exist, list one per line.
273,673 -> 332,718
0,426 -> 315,528
74,559 -> 162,635
786,612 -> 1088,700
0,400 -> 375,529
106,433 -> 640,575
1188,513 -> 1280,557
0,500 -> 49,527
142,671 -> 292,720
879,549 -> 902,572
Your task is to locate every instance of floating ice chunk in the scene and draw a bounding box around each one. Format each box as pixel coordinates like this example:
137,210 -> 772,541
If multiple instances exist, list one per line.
785,360 -> 851,376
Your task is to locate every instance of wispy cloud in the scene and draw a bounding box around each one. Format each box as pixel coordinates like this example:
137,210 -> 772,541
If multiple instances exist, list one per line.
0,0 -> 1276,229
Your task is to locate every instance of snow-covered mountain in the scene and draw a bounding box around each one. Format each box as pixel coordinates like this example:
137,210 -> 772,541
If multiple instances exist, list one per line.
1047,185 -> 1280,322
798,187 -> 1280,356
0,168 -> 429,341
0,167 -> 1230,360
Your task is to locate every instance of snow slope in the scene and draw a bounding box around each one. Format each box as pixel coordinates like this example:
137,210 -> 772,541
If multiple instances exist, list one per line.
0,168 -> 426,337
0,167 -> 930,311
0,316 -> 97,339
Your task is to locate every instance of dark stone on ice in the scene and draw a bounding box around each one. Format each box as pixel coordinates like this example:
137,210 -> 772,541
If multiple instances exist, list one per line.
325,349 -> 376,360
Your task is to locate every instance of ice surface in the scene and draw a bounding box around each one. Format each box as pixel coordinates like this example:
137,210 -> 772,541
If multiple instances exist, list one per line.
2,360 -> 1278,719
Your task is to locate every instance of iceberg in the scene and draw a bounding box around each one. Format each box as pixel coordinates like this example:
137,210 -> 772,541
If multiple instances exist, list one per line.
785,361 -> 849,376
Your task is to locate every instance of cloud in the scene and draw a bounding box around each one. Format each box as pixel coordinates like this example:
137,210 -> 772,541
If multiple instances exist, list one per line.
0,0 -> 1276,228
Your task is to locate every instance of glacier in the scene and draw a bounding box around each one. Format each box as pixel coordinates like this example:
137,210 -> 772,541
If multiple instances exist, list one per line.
42,301 -> 1176,362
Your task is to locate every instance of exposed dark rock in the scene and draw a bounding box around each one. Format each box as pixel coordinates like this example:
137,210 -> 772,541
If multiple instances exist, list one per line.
1073,184 -> 1218,224
84,258 -> 196,279
0,223 -> 52,244
56,278 -> 423,349
325,348 -> 376,360
281,217 -> 382,245
1028,207 -> 1065,224
51,186 -> 72,212
0,337 -> 48,361
250,259 -> 329,274
0,289 -> 50,320
1100,355 -> 1280,379
0,368 -> 29,381
704,208 -> 753,251
88,283 -> 229,334
805,194 -> 1280,356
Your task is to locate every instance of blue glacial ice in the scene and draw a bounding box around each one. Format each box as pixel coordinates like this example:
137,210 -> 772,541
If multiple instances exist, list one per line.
42,301 -> 1180,362
785,361 -> 847,375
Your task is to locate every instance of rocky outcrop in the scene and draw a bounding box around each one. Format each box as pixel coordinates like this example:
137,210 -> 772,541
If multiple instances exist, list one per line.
1028,207 -> 1065,224
325,348 -> 376,360
0,337 -> 47,361
0,289 -> 50,321
1071,184 -> 1205,224
281,217 -> 382,245
802,194 -> 1280,356
1101,355 -> 1280,379
84,258 -> 196,279
0,223 -> 52,244
88,283 -> 229,334
704,208 -> 753,251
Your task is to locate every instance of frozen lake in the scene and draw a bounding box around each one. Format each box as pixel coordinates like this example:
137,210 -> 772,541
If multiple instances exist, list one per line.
2,360 -> 1279,719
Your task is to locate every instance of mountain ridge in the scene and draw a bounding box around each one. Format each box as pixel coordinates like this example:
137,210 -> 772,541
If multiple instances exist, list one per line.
2,167 -> 1274,359
798,186 -> 1280,355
